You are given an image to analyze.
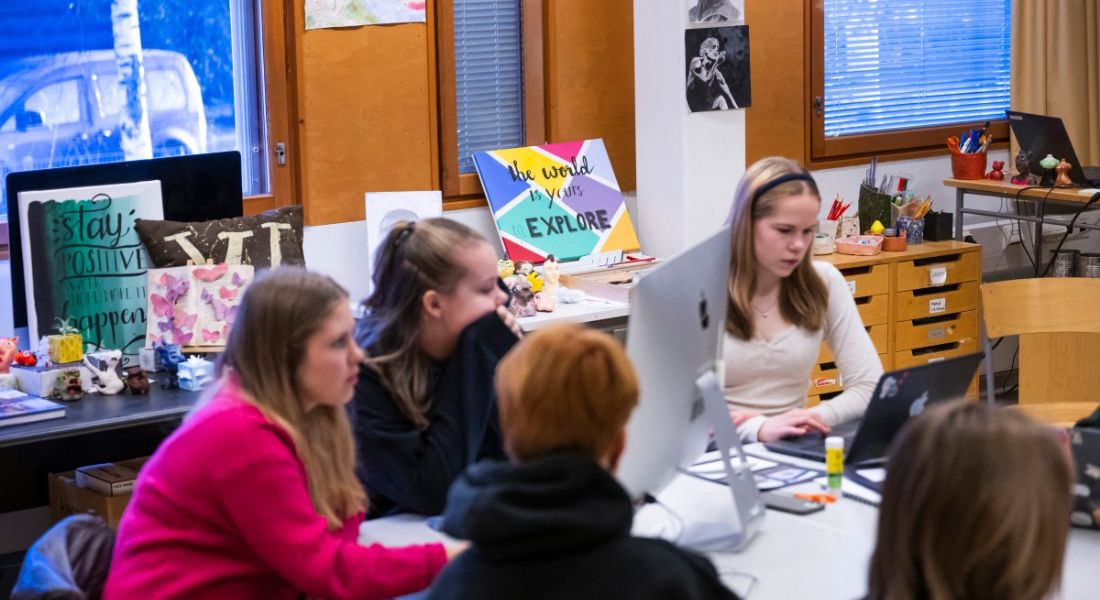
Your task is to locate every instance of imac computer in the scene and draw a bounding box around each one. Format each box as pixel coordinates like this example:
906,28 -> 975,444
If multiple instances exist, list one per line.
616,225 -> 764,552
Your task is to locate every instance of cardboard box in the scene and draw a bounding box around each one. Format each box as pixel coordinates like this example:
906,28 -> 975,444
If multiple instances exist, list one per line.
559,261 -> 656,304
48,457 -> 148,528
76,463 -> 138,496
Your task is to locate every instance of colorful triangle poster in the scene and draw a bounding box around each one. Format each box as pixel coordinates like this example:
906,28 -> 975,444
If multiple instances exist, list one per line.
472,139 -> 640,263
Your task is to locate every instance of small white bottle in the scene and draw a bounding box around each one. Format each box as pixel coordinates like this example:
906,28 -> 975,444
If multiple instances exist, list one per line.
825,436 -> 844,496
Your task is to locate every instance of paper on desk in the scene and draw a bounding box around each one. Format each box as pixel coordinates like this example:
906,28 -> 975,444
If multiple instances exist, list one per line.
856,467 -> 886,483
689,451 -> 821,490
691,450 -> 777,473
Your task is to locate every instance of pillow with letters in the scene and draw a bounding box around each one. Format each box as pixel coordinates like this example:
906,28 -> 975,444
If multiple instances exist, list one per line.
135,205 -> 305,268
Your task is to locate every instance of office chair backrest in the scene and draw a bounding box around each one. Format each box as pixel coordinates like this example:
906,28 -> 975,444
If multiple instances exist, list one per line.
11,514 -> 115,600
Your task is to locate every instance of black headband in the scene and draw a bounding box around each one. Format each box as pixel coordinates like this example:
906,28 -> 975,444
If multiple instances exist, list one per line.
752,173 -> 817,203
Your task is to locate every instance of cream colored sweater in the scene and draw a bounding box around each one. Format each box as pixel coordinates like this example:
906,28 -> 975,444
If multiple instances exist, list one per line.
723,261 -> 884,442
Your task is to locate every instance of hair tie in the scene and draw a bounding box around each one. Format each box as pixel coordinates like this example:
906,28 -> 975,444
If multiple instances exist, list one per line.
393,222 -> 416,247
752,173 -> 817,204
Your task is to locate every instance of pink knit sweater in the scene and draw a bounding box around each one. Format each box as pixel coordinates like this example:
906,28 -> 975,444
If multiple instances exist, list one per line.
104,383 -> 446,600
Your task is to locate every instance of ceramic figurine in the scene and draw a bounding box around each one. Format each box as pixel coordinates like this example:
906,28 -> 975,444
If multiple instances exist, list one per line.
83,350 -> 125,395
508,279 -> 538,318
1011,149 -> 1033,185
1039,153 -> 1059,186
125,366 -> 150,395
514,261 -> 534,277
35,337 -> 52,369
13,350 -> 37,367
1055,158 -> 1074,186
497,259 -> 515,280
535,255 -> 560,312
51,369 -> 85,402
0,337 -> 18,374
986,160 -> 1005,181
155,342 -> 186,389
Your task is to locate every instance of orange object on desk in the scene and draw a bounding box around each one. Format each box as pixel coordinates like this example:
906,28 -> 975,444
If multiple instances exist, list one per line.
950,151 -> 987,180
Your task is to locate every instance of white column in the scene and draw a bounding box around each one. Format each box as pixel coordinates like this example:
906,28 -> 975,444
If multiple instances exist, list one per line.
633,1 -> 746,258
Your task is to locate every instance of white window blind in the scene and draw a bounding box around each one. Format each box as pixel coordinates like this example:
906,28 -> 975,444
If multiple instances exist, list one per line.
454,0 -> 524,173
823,0 -> 1010,137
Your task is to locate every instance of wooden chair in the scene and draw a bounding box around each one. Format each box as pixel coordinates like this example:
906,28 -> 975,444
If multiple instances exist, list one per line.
981,278 -> 1100,424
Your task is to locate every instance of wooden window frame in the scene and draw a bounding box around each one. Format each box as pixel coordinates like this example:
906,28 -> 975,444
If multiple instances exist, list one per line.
807,2 -> 1008,166
436,0 -> 546,210
0,1 -> 293,258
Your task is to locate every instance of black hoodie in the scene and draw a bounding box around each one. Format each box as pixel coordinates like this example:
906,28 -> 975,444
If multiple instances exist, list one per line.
427,453 -> 741,600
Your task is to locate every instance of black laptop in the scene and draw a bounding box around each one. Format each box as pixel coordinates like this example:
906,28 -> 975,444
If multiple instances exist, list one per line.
1005,110 -> 1100,186
1071,427 -> 1100,530
765,353 -> 984,467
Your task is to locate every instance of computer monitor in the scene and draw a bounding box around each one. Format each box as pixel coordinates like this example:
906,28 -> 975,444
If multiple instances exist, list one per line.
5,151 -> 244,331
616,225 -> 764,551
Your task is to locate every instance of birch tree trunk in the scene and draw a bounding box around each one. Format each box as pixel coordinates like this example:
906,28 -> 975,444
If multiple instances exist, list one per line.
111,0 -> 153,160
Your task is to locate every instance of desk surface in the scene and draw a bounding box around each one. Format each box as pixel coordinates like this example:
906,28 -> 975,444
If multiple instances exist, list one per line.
360,445 -> 1100,600
0,384 -> 198,449
944,178 -> 1100,204
517,297 -> 629,331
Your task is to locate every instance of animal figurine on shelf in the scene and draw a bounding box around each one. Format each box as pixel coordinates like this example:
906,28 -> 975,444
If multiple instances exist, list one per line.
1055,158 -> 1074,186
1011,149 -> 1033,185
508,278 -> 538,318
986,160 -> 1005,181
13,351 -> 37,367
125,366 -> 150,395
155,342 -> 187,389
514,261 -> 534,278
536,255 -> 560,312
51,369 -> 85,402
497,259 -> 515,280
83,350 -> 125,395
0,337 -> 18,374
34,337 -> 52,369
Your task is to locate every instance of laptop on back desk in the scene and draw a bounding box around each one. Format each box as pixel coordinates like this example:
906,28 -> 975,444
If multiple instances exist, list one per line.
1006,110 -> 1100,186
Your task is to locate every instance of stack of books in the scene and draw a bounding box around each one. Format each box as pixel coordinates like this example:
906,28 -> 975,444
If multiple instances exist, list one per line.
0,389 -> 66,428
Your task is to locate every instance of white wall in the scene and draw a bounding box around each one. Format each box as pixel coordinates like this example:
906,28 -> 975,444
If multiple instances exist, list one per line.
633,1 -> 744,259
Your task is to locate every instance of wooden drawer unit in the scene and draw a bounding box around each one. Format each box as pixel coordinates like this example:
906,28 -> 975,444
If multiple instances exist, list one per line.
838,263 -> 889,298
896,251 -> 980,292
854,294 -> 889,326
818,324 -> 888,363
895,310 -> 979,351
894,281 -> 978,321
894,338 -> 979,369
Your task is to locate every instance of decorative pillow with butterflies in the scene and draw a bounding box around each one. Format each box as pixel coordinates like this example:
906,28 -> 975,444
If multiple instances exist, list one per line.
146,264 -> 254,348
134,205 -> 305,269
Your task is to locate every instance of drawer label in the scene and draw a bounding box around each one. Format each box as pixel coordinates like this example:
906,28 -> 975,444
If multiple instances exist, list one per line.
929,266 -> 947,286
929,298 -> 946,313
927,356 -> 947,364
814,377 -> 837,388
927,327 -> 947,340
847,280 -> 856,295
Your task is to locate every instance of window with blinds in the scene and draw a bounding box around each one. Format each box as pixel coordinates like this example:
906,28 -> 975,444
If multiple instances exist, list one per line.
822,0 -> 1010,138
453,0 -> 524,174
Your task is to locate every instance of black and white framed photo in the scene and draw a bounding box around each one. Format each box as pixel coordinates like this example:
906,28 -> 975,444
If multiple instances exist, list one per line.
687,0 -> 743,24
685,26 -> 751,112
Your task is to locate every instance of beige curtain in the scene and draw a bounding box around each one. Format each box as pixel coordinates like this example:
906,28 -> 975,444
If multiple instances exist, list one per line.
1011,0 -> 1100,166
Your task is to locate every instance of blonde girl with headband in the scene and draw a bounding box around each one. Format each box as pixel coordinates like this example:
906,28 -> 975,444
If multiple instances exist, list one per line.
106,268 -> 455,599
724,157 -> 883,442
353,217 -> 522,517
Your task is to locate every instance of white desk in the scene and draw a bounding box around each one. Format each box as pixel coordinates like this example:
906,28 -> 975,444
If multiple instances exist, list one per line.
516,296 -> 628,331
361,445 -> 1100,600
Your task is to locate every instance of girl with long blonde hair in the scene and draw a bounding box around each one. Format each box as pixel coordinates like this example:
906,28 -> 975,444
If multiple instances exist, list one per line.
724,157 -> 883,442
354,217 -> 522,517
107,268 -> 455,599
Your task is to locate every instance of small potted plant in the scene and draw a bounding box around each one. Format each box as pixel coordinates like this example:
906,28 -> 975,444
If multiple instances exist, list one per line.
48,317 -> 85,364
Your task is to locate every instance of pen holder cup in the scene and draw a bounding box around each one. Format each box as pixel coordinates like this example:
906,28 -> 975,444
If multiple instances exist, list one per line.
924,212 -> 954,241
858,185 -> 893,233
903,217 -> 925,244
950,151 -> 987,180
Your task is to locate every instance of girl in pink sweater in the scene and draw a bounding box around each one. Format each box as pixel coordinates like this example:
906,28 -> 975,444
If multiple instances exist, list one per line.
105,268 -> 451,600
